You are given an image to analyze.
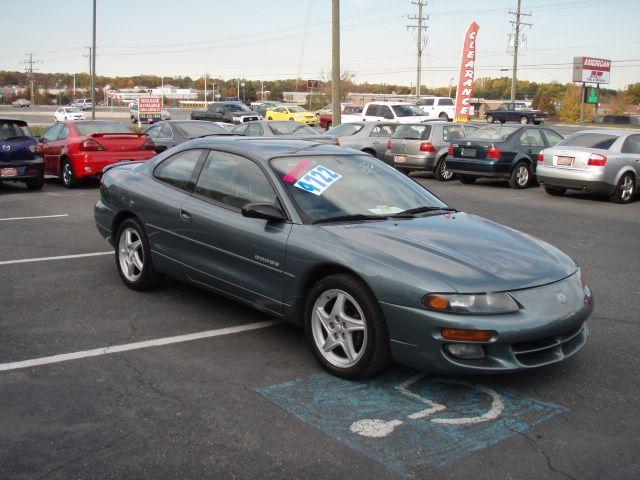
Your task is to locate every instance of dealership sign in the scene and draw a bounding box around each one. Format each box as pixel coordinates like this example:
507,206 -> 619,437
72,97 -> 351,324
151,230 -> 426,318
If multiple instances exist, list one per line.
138,96 -> 162,122
572,57 -> 611,84
454,22 -> 480,123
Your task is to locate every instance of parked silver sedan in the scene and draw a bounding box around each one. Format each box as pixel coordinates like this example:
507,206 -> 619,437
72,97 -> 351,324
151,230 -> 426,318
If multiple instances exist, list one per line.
324,122 -> 398,161
537,129 -> 640,203
389,121 -> 478,180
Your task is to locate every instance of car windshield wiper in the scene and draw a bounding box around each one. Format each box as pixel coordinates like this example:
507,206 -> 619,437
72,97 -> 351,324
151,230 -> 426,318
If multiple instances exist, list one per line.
312,214 -> 390,224
392,206 -> 457,217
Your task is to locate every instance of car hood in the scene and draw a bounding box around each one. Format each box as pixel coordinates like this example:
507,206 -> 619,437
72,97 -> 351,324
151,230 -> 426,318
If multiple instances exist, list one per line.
320,212 -> 576,293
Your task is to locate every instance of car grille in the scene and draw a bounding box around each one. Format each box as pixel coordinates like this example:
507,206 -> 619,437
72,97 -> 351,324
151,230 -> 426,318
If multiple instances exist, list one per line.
242,116 -> 259,123
511,323 -> 586,367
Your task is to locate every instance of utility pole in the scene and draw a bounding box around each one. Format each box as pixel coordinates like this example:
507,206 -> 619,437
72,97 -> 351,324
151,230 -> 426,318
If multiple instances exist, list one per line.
22,53 -> 40,108
508,0 -> 531,103
204,74 -> 208,103
91,0 -> 97,119
331,0 -> 341,127
407,1 -> 428,99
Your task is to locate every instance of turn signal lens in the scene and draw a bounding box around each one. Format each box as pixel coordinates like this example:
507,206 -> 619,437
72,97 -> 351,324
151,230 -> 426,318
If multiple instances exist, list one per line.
442,328 -> 494,342
423,292 -> 519,314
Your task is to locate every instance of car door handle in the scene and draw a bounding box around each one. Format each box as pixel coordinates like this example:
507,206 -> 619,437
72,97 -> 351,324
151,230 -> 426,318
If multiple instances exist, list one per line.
179,210 -> 192,222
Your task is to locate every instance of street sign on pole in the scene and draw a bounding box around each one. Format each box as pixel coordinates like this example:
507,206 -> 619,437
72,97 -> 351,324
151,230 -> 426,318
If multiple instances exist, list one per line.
138,96 -> 162,126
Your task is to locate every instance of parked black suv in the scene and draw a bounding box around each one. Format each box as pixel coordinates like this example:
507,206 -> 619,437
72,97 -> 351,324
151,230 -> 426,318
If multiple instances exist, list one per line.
190,102 -> 261,124
485,102 -> 548,125
592,115 -> 640,126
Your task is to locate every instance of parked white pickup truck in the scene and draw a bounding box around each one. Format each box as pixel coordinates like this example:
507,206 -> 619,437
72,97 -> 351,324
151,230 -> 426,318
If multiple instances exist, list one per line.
342,102 -> 430,124
415,97 -> 455,120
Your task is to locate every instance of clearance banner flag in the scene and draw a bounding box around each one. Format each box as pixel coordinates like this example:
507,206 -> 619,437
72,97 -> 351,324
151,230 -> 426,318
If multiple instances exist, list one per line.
454,22 -> 480,123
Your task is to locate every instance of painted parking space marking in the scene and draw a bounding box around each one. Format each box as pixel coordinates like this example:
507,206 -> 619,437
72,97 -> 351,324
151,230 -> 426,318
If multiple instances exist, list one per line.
0,214 -> 69,221
258,368 -> 567,478
0,320 -> 280,373
0,251 -> 113,266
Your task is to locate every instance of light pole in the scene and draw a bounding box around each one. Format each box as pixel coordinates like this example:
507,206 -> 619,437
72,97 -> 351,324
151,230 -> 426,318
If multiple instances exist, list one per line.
91,0 -> 96,119
331,0 -> 341,127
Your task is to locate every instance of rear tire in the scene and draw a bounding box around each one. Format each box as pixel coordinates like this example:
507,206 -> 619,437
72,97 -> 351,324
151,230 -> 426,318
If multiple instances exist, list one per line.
115,217 -> 162,291
520,116 -> 530,124
25,173 -> 44,191
486,114 -> 494,124
459,175 -> 476,184
304,274 -> 391,379
509,161 -> 532,189
610,172 -> 636,204
61,157 -> 80,188
544,186 -> 566,196
433,156 -> 454,181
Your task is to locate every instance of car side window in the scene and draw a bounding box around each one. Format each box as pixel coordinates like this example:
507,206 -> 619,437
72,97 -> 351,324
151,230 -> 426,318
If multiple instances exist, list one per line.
621,134 -> 640,154
145,125 -> 161,138
247,123 -> 264,136
153,149 -> 204,191
159,124 -> 173,139
419,99 -> 434,106
380,105 -> 394,119
543,129 -> 563,147
370,125 -> 394,137
57,125 -> 70,140
365,105 -> 379,117
43,123 -> 63,141
194,151 -> 277,210
233,124 -> 249,135
519,129 -> 544,148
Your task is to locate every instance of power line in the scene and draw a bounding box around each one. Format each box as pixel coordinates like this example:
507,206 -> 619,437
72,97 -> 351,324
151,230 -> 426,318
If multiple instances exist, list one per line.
407,0 -> 428,97
296,0 -> 314,92
21,53 -> 41,107
508,0 -> 532,102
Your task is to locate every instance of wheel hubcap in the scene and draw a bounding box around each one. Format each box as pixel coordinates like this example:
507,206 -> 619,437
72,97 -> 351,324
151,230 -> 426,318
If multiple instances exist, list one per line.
621,175 -> 634,201
516,165 -> 529,185
311,289 -> 367,368
118,227 -> 144,282
441,160 -> 453,180
63,164 -> 71,184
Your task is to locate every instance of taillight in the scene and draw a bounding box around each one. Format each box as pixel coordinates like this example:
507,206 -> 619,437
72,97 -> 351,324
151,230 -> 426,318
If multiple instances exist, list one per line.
587,153 -> 607,167
387,139 -> 392,150
140,137 -> 156,150
419,141 -> 436,153
487,146 -> 501,159
537,152 -> 545,162
79,138 -> 104,151
332,139 -> 340,146
448,144 -> 454,156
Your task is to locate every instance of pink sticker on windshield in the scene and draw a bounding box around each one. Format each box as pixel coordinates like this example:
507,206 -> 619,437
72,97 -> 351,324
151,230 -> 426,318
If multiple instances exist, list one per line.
283,160 -> 313,183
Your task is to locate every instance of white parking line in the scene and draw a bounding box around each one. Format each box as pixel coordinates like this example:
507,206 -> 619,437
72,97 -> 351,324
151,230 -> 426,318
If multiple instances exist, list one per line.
0,320 -> 281,373
0,251 -> 113,266
0,214 -> 69,222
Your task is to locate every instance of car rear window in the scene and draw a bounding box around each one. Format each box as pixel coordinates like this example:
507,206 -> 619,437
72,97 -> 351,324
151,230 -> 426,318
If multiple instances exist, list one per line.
560,133 -> 619,150
270,122 -> 317,135
443,124 -> 466,142
392,124 -> 431,140
0,120 -> 33,140
392,105 -> 425,117
438,98 -> 454,106
326,123 -> 364,136
466,125 -> 519,141
176,121 -> 228,138
75,122 -> 131,135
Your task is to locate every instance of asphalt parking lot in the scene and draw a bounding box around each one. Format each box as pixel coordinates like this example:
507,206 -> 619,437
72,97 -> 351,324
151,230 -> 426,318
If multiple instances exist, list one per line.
1,175 -> 639,479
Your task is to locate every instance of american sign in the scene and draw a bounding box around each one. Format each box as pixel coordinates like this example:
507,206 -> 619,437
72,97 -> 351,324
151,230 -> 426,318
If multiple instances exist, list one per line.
572,57 -> 611,85
454,22 -> 480,123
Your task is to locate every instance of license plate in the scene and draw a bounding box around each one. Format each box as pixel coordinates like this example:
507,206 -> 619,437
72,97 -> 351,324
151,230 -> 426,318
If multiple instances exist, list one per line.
461,148 -> 476,157
557,156 -> 574,166
395,155 -> 407,164
1,167 -> 18,177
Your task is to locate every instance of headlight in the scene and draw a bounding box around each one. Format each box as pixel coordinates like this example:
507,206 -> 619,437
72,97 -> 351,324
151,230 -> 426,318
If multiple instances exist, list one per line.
29,145 -> 36,152
423,292 -> 519,314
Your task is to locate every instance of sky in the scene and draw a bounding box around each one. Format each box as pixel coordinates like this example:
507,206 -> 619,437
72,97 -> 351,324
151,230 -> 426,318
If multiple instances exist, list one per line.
1,0 -> 639,90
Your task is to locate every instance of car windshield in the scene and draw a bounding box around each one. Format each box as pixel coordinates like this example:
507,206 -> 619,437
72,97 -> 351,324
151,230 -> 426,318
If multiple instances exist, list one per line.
559,133 -> 619,150
66,108 -> 81,113
225,103 -> 250,112
392,124 -> 431,140
288,106 -> 306,113
176,121 -> 228,137
0,120 -> 33,140
270,122 -> 318,135
75,122 -> 131,135
466,125 -> 519,141
270,155 -> 447,223
325,123 -> 364,136
392,105 -> 425,117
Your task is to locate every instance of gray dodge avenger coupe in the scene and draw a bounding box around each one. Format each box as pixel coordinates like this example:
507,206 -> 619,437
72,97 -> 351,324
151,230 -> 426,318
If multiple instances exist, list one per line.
94,138 -> 593,379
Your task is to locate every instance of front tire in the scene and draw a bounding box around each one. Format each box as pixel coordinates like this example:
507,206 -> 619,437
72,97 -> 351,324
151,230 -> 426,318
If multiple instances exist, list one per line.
610,172 -> 636,204
486,114 -> 494,123
509,161 -> 532,189
433,157 -> 454,181
439,112 -> 449,120
116,218 -> 162,291
520,116 -> 530,124
304,274 -> 390,379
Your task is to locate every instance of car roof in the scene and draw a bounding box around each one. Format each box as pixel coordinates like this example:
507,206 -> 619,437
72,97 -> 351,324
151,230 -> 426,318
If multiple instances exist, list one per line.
0,118 -> 27,126
186,137 -> 350,161
570,129 -> 636,136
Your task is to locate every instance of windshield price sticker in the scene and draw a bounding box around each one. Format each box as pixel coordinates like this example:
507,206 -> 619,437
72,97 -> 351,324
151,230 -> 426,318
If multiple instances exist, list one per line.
294,166 -> 342,195
368,205 -> 403,215
283,159 -> 313,183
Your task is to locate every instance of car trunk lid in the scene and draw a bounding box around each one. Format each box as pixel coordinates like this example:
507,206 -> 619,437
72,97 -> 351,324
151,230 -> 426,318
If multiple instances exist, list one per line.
0,137 -> 38,162
88,133 -> 151,152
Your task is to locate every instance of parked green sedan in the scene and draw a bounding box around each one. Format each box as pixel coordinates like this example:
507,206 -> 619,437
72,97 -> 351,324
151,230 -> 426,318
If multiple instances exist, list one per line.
95,138 -> 593,379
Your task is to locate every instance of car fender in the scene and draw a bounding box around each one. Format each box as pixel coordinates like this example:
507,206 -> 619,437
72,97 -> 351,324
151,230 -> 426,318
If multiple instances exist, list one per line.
613,165 -> 638,186
511,154 -> 534,171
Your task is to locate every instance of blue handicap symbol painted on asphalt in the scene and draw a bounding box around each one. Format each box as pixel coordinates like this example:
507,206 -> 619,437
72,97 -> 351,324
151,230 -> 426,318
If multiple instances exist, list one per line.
257,368 -> 567,478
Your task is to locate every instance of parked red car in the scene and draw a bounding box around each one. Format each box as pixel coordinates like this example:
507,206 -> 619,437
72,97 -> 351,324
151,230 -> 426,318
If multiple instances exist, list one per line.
40,120 -> 156,187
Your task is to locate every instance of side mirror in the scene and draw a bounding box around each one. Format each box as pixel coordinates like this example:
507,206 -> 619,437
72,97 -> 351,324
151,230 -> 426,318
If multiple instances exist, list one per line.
241,202 -> 286,222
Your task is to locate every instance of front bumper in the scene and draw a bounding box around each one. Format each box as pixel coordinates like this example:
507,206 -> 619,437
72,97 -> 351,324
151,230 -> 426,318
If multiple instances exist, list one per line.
537,165 -> 614,195
382,272 -> 593,373
0,157 -> 44,181
70,152 -> 155,179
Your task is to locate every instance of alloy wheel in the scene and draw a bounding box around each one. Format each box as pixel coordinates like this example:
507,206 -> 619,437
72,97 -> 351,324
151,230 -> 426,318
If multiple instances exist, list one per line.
62,162 -> 73,186
620,174 -> 634,202
516,164 -> 529,186
118,227 -> 144,282
311,289 -> 367,368
440,160 -> 454,180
